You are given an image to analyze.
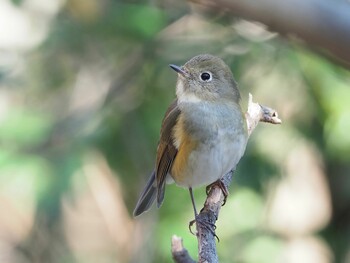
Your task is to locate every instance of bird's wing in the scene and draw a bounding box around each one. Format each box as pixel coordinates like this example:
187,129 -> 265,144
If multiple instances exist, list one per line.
155,99 -> 180,207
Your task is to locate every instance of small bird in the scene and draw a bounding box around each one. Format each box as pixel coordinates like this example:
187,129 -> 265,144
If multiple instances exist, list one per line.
133,54 -> 248,224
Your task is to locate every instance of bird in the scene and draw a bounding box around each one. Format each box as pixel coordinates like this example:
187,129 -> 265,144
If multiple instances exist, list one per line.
133,54 -> 248,227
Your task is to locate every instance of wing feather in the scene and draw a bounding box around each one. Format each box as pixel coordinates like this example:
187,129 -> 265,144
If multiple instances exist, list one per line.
156,99 -> 180,206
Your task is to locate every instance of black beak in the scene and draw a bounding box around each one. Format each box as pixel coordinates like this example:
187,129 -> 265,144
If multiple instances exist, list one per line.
169,64 -> 187,76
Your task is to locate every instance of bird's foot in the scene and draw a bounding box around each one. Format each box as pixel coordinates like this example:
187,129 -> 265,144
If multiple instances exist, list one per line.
206,180 -> 229,206
188,216 -> 219,242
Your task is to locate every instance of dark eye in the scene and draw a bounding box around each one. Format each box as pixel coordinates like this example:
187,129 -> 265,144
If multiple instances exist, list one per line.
200,72 -> 212,81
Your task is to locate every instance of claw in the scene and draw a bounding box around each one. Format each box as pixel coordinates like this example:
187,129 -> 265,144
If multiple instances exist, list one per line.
206,180 -> 229,206
188,219 -> 196,235
188,216 -> 220,242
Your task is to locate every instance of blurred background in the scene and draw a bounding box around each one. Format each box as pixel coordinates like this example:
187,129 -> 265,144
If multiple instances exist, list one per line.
0,0 -> 350,262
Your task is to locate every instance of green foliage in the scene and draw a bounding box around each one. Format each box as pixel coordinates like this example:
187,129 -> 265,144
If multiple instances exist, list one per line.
0,109 -> 52,147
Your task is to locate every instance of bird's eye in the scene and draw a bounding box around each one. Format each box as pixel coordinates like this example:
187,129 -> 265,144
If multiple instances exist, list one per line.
200,72 -> 212,82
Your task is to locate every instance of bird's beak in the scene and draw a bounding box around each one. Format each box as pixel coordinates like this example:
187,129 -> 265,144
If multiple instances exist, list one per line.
169,64 -> 187,77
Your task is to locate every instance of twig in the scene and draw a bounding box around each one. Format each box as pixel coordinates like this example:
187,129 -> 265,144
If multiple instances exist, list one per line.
171,93 -> 281,263
246,93 -> 282,136
172,235 -> 196,263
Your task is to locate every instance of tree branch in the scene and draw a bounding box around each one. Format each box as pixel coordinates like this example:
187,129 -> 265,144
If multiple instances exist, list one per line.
172,235 -> 197,263
171,93 -> 281,263
189,0 -> 350,69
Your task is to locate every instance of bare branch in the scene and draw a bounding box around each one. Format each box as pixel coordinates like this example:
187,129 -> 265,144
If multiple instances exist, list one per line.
172,235 -> 196,263
246,93 -> 281,136
189,0 -> 350,68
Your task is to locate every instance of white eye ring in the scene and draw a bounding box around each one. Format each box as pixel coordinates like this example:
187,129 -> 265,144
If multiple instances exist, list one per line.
200,72 -> 212,82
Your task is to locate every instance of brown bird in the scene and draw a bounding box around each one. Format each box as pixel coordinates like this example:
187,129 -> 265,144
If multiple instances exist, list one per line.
133,54 -> 248,226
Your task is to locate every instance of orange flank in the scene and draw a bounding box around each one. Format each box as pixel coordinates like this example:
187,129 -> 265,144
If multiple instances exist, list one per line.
171,116 -> 197,184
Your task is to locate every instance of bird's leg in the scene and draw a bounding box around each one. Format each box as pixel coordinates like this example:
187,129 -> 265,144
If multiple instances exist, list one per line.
206,179 -> 229,206
188,187 -> 218,241
188,187 -> 198,235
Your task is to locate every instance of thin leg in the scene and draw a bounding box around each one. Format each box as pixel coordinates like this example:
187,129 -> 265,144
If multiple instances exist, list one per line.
189,187 -> 198,217
188,187 -> 219,241
188,187 -> 198,235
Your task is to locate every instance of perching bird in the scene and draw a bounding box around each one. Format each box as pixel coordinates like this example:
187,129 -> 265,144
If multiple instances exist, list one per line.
133,54 -> 248,224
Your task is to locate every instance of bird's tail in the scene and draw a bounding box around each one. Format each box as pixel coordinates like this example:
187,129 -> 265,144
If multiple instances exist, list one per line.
133,171 -> 157,217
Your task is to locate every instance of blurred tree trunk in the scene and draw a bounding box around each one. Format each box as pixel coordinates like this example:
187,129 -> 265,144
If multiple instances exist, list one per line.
189,0 -> 350,69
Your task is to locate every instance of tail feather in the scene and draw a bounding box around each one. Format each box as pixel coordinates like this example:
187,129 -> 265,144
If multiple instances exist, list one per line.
133,171 -> 157,217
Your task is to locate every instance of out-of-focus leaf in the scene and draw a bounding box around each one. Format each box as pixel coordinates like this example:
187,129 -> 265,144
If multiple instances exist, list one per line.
108,4 -> 166,39
298,52 -> 350,158
219,187 -> 264,237
0,151 -> 52,203
0,110 -> 52,147
242,235 -> 283,263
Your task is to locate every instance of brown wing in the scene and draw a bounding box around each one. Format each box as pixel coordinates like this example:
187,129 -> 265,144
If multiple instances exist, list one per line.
156,99 -> 180,207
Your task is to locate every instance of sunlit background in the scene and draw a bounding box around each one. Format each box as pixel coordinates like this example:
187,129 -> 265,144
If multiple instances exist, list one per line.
0,0 -> 350,262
